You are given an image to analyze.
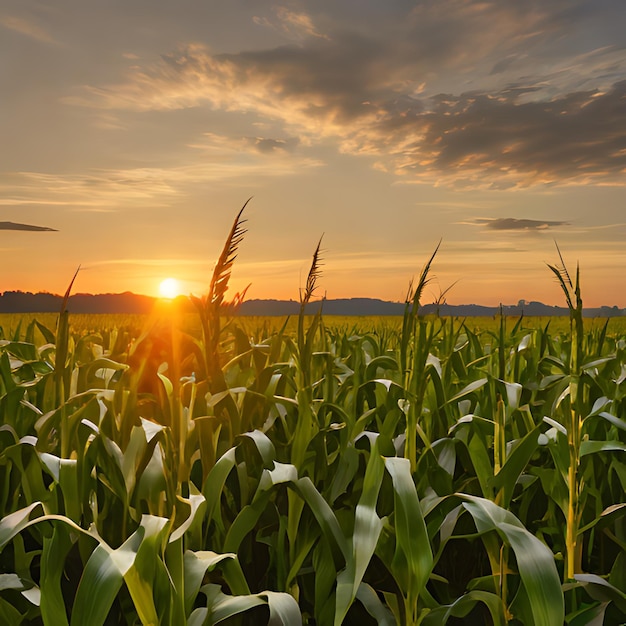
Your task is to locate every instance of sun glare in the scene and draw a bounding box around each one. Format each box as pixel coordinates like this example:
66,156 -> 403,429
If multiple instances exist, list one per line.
159,277 -> 180,299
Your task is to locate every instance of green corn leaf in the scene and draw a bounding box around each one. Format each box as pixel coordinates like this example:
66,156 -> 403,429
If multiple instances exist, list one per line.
70,534 -> 140,626
335,443 -> 385,625
384,457 -> 433,608
503,381 -> 522,412
35,321 -> 56,345
580,440 -> 626,456
596,411 -> 626,431
574,573 -> 626,613
170,490 -> 206,543
355,583 -> 396,625
461,494 -> 564,626
199,583 -> 302,625
123,516 -> 170,626
586,396 -> 612,417
2,341 -> 38,362
0,503 -> 44,550
201,584 -> 266,624
0,597 -> 23,623
313,538 -> 338,624
58,457 -> 80,523
578,503 -> 626,535
223,490 -> 273,554
452,417 -> 494,498
566,602 -> 608,626
421,590 -> 507,625
490,425 -> 542,508
203,447 -> 237,528
447,378 -> 489,405
285,529 -> 317,591
70,515 -> 168,626
40,525 -> 73,626
120,424 -> 149,497
265,461 -> 350,565
264,590 -> 303,625
238,429 -> 276,467
188,607 -> 209,626
183,550 -> 237,616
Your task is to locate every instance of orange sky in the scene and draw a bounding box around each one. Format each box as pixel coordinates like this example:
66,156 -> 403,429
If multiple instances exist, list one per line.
2,1 -> 625,307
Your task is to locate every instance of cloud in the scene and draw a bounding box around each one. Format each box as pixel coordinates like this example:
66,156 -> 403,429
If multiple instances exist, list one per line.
472,218 -> 570,231
0,14 -> 59,45
65,1 -> 626,189
0,170 -> 179,212
254,7 -> 329,41
185,132 -> 320,176
385,81 -> 626,188
0,133 -> 320,212
247,137 -> 299,153
0,221 -> 57,232
276,7 -> 329,39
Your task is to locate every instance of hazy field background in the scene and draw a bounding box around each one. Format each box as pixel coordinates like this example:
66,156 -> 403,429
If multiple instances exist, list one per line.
3,312 -> 626,344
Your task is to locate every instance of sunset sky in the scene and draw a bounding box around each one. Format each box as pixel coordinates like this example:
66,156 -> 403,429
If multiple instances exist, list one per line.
2,0 -> 625,306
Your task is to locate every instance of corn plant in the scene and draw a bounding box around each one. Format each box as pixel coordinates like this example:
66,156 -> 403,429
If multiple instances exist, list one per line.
1,225 -> 626,624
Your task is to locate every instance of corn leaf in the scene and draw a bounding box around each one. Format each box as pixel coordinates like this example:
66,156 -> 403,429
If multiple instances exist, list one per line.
461,495 -> 564,626
384,457 -> 433,608
40,525 -> 72,626
335,444 -> 385,624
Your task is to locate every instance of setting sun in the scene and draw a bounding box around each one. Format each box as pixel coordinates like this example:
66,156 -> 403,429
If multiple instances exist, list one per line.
159,277 -> 180,299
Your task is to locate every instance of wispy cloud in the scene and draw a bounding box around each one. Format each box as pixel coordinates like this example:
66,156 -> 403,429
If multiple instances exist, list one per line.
254,6 -> 329,41
0,14 -> 59,45
0,135 -> 320,211
0,221 -> 57,232
0,170 -> 178,212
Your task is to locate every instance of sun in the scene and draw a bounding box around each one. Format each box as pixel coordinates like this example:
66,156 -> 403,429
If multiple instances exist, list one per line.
159,277 -> 180,299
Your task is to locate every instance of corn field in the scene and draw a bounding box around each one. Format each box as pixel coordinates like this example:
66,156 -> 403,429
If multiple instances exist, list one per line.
1,209 -> 625,625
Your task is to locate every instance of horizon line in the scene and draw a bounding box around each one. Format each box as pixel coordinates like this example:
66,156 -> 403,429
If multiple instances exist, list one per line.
1,289 -> 624,311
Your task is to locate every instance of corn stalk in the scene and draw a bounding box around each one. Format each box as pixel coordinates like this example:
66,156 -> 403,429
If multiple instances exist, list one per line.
547,243 -> 584,581
400,241 -> 440,473
191,199 -> 249,393
56,267 -> 80,458
292,235 -> 324,470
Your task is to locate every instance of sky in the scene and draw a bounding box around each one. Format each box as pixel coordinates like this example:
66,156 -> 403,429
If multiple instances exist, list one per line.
1,0 -> 625,307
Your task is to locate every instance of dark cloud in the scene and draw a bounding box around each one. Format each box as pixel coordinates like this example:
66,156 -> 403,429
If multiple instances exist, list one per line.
0,221 -> 58,232
75,0 -> 626,188
147,38 -> 626,186
474,218 -> 569,231
490,56 -> 519,75
216,32 -> 387,123
247,137 -> 299,153
384,80 -> 626,187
